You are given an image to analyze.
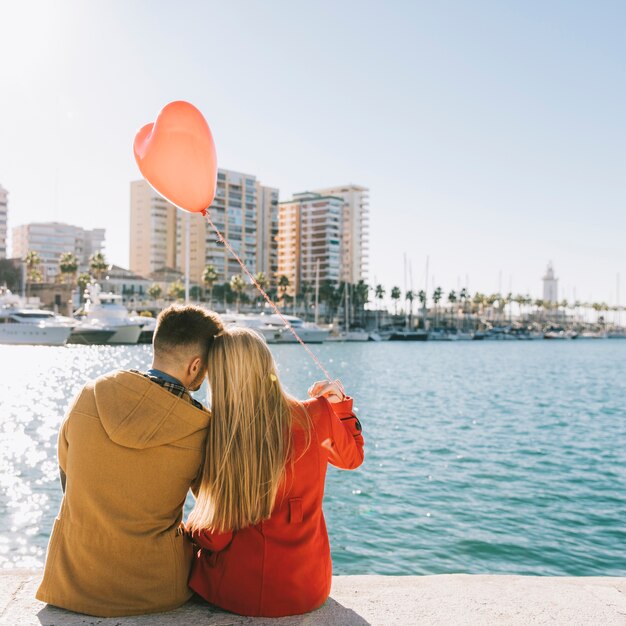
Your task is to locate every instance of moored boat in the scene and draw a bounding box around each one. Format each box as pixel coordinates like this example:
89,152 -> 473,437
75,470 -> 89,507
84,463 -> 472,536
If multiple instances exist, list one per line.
77,284 -> 142,344
387,329 -> 428,341
222,313 -> 329,344
0,291 -> 73,346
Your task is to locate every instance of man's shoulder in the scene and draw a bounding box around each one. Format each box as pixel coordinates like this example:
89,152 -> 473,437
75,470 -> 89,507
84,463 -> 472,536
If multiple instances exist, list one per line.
69,370 -> 144,412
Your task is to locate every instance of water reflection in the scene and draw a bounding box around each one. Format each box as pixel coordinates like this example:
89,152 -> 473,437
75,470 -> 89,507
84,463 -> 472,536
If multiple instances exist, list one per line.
1,341 -> 626,575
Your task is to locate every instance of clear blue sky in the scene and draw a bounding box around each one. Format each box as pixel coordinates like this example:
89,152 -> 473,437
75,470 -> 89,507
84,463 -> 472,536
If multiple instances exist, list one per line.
1,0 -> 624,304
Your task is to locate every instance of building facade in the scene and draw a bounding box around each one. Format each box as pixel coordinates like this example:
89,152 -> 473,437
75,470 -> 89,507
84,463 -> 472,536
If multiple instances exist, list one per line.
277,192 -> 342,296
129,180 -> 178,278
256,182 -> 280,280
313,184 -> 369,284
168,169 -> 278,285
12,222 -> 105,281
543,262 -> 558,304
131,172 -> 278,288
0,184 -> 8,259
101,265 -> 151,305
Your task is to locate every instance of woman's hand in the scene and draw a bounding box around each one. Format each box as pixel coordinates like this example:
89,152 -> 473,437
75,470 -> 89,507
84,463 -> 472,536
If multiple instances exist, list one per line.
308,379 -> 346,404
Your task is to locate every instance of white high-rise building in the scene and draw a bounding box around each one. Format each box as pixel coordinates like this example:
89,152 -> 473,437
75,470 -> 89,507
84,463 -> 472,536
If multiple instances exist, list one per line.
543,262 -> 558,304
313,184 -> 369,284
277,192 -> 342,296
12,222 -> 105,281
0,184 -> 7,259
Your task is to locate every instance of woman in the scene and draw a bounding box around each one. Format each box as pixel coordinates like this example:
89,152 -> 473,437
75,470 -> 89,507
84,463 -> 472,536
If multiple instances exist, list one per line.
187,326 -> 364,617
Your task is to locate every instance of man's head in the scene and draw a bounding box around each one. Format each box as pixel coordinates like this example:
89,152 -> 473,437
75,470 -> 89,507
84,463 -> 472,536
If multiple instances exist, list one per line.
152,305 -> 224,391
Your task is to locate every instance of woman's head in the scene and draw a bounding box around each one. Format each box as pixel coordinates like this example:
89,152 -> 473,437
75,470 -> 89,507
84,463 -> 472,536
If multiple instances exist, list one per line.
188,326 -> 297,533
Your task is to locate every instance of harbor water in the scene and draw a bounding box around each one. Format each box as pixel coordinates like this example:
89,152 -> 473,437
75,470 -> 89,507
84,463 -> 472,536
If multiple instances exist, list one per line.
1,340 -> 625,575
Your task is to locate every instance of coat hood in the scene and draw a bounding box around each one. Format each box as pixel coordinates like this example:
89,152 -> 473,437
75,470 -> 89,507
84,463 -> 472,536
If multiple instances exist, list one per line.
93,370 -> 210,449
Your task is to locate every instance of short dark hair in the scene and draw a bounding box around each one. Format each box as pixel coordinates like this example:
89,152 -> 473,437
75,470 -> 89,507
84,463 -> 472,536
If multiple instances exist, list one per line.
153,305 -> 224,361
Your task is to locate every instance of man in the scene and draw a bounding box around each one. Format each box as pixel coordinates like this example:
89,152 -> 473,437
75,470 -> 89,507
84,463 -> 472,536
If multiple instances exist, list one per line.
36,305 -> 223,617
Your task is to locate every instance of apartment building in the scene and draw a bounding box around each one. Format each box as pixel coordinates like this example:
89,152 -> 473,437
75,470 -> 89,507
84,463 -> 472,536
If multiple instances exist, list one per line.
277,192 -> 342,296
176,169 -> 279,285
12,222 -> 105,281
0,184 -> 8,259
313,184 -> 369,284
129,179 -> 178,278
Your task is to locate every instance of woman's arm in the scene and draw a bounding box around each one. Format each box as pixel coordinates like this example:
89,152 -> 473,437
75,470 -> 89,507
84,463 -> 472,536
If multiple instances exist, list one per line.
190,528 -> 233,552
321,395 -> 364,469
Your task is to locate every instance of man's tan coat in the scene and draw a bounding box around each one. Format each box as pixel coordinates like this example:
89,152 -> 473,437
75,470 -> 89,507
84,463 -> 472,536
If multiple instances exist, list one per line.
36,370 -> 209,617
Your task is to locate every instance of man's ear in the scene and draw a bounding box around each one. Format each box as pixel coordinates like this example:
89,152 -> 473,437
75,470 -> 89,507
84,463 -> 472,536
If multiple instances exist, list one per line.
189,356 -> 202,376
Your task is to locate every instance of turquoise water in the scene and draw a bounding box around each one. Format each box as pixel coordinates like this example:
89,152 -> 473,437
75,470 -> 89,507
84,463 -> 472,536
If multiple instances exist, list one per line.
1,341 -> 625,575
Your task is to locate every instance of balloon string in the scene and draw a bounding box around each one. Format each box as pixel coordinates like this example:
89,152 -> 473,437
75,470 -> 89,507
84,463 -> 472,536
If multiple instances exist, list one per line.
201,210 -> 333,381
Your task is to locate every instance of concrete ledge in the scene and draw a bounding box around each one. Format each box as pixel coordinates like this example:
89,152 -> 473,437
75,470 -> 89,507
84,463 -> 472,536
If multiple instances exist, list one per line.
1,570 -> 626,626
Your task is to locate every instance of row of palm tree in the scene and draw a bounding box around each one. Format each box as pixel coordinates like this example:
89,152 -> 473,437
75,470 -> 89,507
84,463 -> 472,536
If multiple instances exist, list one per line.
149,267 -> 371,321
375,284 -> 620,326
22,250 -> 109,298
141,268 -> 621,327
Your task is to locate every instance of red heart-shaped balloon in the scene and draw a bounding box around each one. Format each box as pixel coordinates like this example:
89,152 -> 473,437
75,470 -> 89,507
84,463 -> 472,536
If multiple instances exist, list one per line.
134,101 -> 217,213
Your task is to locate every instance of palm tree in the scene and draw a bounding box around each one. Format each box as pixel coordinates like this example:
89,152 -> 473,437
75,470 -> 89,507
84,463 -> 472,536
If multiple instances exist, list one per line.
514,294 -> 526,320
405,290 -> 414,328
459,288 -> 469,312
447,290 -> 457,328
417,290 -> 427,328
433,286 -> 443,328
458,288 -> 469,330
318,280 -> 340,323
230,274 -> 246,313
168,280 -> 185,301
202,264 -> 219,306
24,250 -> 42,298
375,284 -> 385,329
353,280 -> 369,326
77,272 -> 91,303
89,252 -> 108,280
58,252 -> 78,285
534,299 -> 545,323
502,292 -> 511,324
472,292 -> 484,315
390,286 -> 401,315
278,275 -> 290,307
485,294 -> 498,322
148,283 -> 162,304
375,284 -> 385,303
254,271 -> 268,309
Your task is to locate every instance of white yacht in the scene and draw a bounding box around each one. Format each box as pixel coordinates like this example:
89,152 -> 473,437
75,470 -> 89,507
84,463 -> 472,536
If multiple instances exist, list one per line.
261,314 -> 329,344
77,284 -> 142,344
326,329 -> 370,342
223,313 -> 329,344
129,314 -> 157,344
0,290 -> 73,346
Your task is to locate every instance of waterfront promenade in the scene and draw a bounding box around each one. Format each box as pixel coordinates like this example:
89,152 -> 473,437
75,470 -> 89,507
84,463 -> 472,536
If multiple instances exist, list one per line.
2,571 -> 626,625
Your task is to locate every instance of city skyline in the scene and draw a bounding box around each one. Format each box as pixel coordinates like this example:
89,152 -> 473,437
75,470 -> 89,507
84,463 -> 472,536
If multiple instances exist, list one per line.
1,1 -> 625,305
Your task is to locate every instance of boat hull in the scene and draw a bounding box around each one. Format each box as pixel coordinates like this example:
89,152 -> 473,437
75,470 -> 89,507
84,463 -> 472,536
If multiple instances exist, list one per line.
387,331 -> 428,341
0,325 -> 72,346
108,324 -> 143,344
68,328 -> 117,345
272,328 -> 329,344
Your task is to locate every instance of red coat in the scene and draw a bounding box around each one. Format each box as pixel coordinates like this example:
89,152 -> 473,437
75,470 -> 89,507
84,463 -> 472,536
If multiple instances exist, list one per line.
188,395 -> 364,617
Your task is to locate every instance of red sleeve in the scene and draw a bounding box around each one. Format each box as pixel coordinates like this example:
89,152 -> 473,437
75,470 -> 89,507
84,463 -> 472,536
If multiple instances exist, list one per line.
318,396 -> 364,470
191,528 -> 233,552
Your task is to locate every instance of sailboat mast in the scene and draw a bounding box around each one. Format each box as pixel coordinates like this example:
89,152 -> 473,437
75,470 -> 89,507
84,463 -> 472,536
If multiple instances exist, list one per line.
345,283 -> 350,332
314,258 -> 320,325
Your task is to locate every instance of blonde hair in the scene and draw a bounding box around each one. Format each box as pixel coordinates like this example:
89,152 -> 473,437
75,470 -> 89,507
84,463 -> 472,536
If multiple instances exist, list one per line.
188,326 -> 309,533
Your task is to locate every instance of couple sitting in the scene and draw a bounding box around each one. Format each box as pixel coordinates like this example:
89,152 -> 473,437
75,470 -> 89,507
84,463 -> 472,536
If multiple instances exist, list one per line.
36,305 -> 364,618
